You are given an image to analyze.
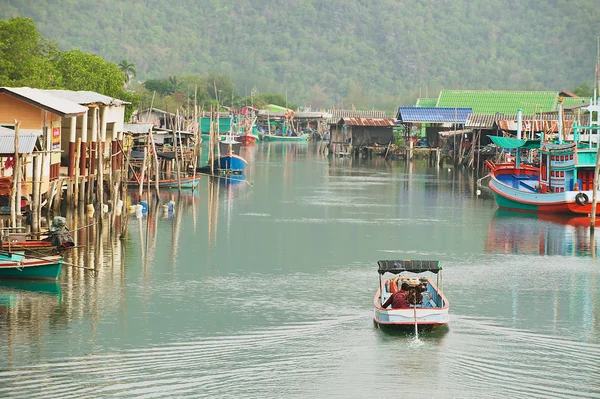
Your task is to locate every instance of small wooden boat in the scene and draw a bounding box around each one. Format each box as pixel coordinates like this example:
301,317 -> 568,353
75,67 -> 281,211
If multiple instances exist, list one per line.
262,133 -> 309,142
127,174 -> 201,189
0,217 -> 75,255
373,260 -> 449,328
0,252 -> 63,280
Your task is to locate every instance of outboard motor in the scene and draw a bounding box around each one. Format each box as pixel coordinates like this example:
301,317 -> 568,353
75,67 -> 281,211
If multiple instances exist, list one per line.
45,216 -> 75,250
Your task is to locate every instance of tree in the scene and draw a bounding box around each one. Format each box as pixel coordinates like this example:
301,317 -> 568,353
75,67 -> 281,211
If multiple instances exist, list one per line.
56,50 -> 139,121
56,50 -> 124,96
0,17 -> 62,88
143,78 -> 177,96
573,82 -> 593,98
118,59 -> 137,84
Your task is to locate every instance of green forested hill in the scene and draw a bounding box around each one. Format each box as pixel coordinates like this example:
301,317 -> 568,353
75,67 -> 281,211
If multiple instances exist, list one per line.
1,0 -> 599,111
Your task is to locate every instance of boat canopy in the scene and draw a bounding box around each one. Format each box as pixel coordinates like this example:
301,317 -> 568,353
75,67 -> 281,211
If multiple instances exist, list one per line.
377,260 -> 441,275
490,136 -> 540,150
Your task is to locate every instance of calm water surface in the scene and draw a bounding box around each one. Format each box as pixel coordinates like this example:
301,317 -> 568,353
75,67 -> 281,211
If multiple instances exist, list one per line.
1,142 -> 599,398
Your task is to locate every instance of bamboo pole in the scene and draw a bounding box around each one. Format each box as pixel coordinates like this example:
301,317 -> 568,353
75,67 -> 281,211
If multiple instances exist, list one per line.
174,109 -> 182,192
209,105 -> 215,175
10,121 -> 20,228
148,129 -> 161,196
31,152 -> 40,235
139,145 -> 147,198
74,138 -> 81,205
119,140 -> 130,239
97,108 -> 105,226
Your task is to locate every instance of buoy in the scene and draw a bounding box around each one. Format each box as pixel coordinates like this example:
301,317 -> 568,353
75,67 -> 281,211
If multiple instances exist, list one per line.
129,205 -> 136,214
448,168 -> 451,171
476,189 -> 481,196
135,204 -> 143,219
86,204 -> 95,217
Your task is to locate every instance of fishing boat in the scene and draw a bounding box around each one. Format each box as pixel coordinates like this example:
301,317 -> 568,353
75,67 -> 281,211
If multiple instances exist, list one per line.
235,113 -> 260,144
486,99 -> 600,215
127,174 -> 201,189
0,217 -> 75,255
0,252 -> 63,280
217,137 -> 247,173
262,133 -> 309,142
373,260 -> 449,328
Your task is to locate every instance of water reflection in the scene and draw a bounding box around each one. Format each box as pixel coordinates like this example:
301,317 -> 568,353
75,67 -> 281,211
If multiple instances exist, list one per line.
485,210 -> 599,256
0,281 -> 63,366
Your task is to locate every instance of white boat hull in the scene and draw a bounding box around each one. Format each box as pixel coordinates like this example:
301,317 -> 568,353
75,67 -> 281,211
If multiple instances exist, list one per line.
373,277 -> 449,326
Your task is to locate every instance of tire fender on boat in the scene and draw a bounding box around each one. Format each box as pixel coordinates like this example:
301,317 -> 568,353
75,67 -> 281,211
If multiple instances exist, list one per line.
575,192 -> 589,206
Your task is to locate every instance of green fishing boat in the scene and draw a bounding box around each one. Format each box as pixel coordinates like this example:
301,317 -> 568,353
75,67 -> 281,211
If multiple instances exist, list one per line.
0,251 -> 63,280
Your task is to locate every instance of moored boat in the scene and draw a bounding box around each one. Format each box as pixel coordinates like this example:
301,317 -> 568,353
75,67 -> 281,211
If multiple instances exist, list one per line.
127,174 -> 201,189
0,252 -> 63,280
262,133 -> 309,142
216,137 -> 247,174
373,260 -> 449,328
486,99 -> 600,215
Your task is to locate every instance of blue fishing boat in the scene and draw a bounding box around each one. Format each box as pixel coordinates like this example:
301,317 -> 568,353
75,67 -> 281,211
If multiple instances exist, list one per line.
216,137 -> 247,173
374,260 -> 449,328
0,252 -> 63,280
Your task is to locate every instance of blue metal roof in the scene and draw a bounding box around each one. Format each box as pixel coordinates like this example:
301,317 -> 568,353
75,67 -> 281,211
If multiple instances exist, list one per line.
396,107 -> 473,123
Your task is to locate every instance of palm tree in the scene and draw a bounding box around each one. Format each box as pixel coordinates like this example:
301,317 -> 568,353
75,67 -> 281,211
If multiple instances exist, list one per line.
118,59 -> 137,84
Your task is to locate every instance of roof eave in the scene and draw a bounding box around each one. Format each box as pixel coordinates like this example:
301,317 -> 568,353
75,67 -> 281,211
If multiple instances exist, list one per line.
0,89 -> 86,118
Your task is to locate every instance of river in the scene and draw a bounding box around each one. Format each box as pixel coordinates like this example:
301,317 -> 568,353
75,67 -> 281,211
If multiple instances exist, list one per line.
0,142 -> 599,398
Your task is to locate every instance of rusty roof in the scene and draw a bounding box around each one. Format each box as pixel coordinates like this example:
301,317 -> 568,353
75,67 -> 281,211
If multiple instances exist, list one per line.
496,119 -> 574,133
467,113 -> 575,128
338,117 -> 396,127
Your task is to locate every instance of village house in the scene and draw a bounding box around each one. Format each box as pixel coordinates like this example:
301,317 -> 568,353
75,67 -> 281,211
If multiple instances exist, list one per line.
0,87 -> 128,211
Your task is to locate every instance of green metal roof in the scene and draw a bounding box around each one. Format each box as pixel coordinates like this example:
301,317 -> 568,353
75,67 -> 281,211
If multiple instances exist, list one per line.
415,98 -> 437,107
436,90 -> 559,114
562,97 -> 588,108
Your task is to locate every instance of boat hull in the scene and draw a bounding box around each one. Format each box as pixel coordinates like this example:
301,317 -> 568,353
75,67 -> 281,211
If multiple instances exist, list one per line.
237,134 -> 258,144
217,154 -> 247,173
373,278 -> 449,327
0,255 -> 63,280
127,175 -> 201,189
263,134 -> 309,142
488,163 -> 597,215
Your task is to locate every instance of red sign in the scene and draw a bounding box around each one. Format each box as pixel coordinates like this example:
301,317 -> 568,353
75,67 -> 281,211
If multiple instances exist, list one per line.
52,126 -> 60,150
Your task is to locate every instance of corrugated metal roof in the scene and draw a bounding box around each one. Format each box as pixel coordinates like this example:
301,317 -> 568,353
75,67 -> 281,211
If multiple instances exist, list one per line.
123,123 -> 155,134
45,90 -> 128,106
466,113 -> 575,128
0,132 -> 39,154
496,119 -> 574,132
257,110 -> 331,119
328,109 -> 387,120
338,117 -> 395,127
415,98 -> 437,107
397,107 -> 472,123
0,87 -> 87,117
437,90 -> 559,114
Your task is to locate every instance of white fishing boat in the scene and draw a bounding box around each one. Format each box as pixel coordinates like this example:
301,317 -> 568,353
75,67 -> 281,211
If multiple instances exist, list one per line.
373,260 -> 449,328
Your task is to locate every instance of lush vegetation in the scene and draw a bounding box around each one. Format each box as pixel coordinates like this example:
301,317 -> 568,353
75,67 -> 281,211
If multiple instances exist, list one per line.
0,18 -> 295,120
0,17 -> 139,118
1,1 -> 600,114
